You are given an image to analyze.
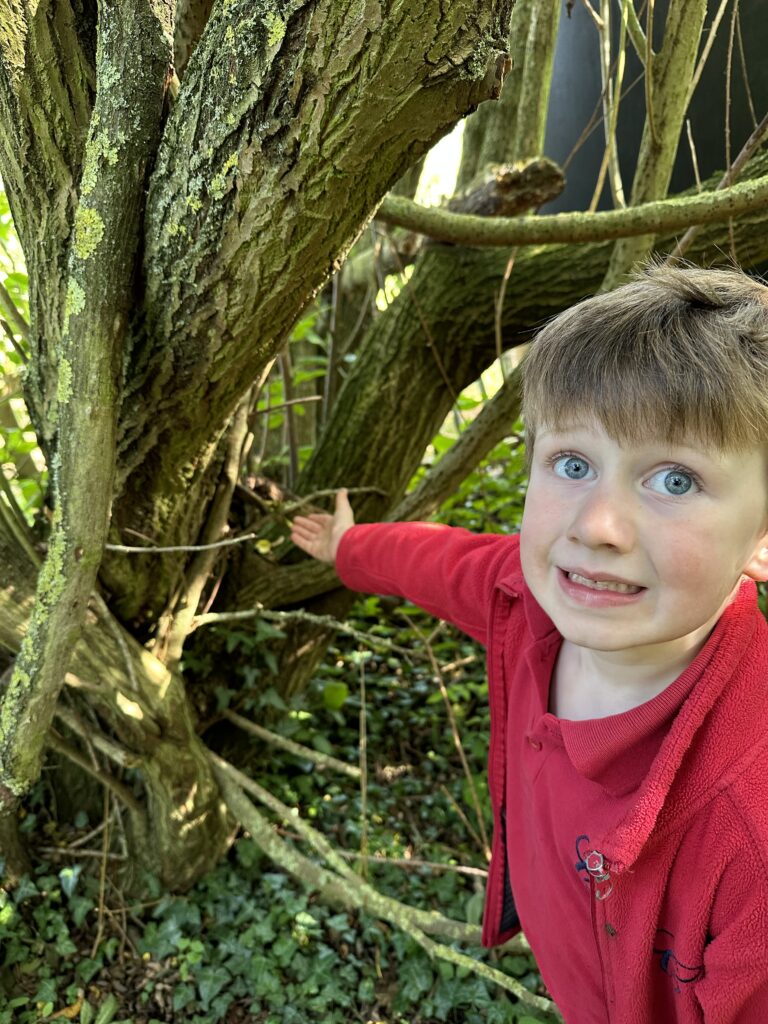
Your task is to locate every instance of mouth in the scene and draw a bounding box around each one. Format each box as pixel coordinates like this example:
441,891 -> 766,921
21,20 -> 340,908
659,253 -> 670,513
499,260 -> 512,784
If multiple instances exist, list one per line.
560,568 -> 644,595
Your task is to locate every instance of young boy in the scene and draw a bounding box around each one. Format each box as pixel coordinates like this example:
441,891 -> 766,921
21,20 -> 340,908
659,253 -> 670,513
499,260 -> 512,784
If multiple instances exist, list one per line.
290,264 -> 768,1023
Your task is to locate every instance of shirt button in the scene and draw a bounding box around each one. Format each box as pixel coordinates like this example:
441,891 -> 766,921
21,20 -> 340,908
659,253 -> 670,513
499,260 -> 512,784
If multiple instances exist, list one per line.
605,923 -> 617,937
526,736 -> 542,751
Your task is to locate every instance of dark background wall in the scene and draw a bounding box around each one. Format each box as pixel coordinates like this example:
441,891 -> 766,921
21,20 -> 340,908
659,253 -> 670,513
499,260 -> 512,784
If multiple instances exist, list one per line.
542,0 -> 767,212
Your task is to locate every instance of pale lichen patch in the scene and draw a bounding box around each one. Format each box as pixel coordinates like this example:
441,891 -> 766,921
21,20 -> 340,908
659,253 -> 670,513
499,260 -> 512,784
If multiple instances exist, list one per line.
63,278 -> 85,335
265,12 -> 286,48
57,357 -> 73,405
209,153 -> 240,201
81,121 -> 123,198
73,207 -> 105,260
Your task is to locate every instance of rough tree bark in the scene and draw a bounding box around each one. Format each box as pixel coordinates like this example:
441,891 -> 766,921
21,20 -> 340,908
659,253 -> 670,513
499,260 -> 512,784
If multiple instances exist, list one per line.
0,0 -> 515,882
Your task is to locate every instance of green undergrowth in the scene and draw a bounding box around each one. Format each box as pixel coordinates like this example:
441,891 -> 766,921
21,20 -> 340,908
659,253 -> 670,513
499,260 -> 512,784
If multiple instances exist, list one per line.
0,599 -> 554,1024
0,415 -> 539,1021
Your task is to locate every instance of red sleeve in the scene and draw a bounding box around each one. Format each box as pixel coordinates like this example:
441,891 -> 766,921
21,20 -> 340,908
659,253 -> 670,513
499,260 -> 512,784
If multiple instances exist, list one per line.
335,522 -> 519,645
694,847 -> 768,1022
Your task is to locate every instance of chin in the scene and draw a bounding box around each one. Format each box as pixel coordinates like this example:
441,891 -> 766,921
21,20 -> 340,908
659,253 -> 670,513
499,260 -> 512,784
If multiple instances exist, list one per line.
555,620 -> 647,652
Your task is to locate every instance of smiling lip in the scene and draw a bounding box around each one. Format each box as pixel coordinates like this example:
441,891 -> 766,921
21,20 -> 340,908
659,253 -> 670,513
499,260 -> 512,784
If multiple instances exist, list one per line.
557,567 -> 646,605
562,566 -> 643,590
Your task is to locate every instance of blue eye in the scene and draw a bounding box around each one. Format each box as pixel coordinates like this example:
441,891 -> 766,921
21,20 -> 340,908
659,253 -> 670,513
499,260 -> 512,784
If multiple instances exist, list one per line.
553,455 -> 592,480
647,468 -> 695,496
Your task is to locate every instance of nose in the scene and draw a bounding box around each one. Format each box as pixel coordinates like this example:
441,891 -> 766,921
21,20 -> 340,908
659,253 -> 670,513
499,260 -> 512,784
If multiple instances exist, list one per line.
567,480 -> 636,553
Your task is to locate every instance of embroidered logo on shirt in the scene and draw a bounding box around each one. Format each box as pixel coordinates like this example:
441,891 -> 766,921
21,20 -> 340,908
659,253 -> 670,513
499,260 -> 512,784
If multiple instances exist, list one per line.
574,833 -> 592,885
653,929 -> 704,993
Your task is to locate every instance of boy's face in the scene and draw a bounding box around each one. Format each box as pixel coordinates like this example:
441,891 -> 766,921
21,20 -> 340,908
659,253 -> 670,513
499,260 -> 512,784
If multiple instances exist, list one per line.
520,421 -> 768,659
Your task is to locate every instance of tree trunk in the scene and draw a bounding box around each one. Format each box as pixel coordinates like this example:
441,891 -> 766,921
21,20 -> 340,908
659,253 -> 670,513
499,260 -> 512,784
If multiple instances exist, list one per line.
99,0 -> 515,625
0,515 -> 233,887
0,0 -> 515,885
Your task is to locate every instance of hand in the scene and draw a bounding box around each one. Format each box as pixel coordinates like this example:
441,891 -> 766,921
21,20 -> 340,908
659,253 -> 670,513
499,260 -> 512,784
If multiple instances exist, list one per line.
290,488 -> 356,564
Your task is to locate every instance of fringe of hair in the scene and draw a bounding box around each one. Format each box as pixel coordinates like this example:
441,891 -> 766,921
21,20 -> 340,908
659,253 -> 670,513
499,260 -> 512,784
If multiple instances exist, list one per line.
522,262 -> 768,456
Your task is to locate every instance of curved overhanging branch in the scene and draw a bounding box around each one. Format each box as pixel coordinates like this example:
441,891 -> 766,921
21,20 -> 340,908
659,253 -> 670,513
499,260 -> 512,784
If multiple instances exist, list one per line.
0,3 -> 172,807
376,172 -> 768,246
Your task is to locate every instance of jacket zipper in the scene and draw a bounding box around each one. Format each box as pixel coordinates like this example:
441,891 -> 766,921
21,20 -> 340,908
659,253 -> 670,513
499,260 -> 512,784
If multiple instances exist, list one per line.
586,850 -> 613,1020
589,876 -> 610,1021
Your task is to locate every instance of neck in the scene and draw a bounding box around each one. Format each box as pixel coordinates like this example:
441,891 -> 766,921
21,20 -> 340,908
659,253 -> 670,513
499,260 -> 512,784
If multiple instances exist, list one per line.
553,616 -> 721,720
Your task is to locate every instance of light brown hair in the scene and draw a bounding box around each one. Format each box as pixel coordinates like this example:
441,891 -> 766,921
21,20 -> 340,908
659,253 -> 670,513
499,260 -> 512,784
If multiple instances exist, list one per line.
521,262 -> 768,458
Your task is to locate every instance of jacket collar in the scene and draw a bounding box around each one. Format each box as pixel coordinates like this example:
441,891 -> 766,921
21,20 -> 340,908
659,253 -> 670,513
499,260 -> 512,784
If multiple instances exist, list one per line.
598,579 -> 767,872
499,559 -> 768,874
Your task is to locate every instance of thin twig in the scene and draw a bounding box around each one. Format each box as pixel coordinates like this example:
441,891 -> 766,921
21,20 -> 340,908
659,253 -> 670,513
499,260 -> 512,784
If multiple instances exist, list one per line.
439,785 -> 485,860
251,395 -> 323,419
666,109 -> 768,260
193,604 -> 423,660
279,349 -> 299,489
725,0 -> 738,262
0,467 -> 40,566
358,657 -> 369,880
39,846 -> 125,861
609,0 -> 629,205
0,317 -> 28,363
383,226 -> 463,415
735,6 -> 757,130
105,531 -> 258,554
55,704 -> 140,769
91,789 -> 111,958
685,119 -> 702,192
494,251 -> 517,381
403,612 -> 490,859
224,708 -> 361,778
620,0 -> 648,64
579,0 -> 603,29
63,820 -> 108,850
46,730 -> 142,813
684,0 -> 732,111
92,592 -> 140,694
645,0 -> 657,146
563,70 -> 644,173
334,849 -> 488,878
596,0 -> 627,208
283,486 -> 389,514
321,272 -> 341,428
274,829 -> 489,877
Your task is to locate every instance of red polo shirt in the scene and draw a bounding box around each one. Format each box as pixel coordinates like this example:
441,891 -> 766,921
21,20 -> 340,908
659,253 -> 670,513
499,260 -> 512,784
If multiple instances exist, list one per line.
507,591 -> 701,1022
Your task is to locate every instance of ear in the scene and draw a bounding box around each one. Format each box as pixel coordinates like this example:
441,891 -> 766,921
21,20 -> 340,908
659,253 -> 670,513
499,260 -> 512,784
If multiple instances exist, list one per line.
742,531 -> 768,582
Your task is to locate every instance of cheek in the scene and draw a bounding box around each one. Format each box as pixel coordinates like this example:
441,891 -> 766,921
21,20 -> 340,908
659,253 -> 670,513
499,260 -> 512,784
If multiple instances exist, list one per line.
651,530 -> 733,607
521,482 -> 560,539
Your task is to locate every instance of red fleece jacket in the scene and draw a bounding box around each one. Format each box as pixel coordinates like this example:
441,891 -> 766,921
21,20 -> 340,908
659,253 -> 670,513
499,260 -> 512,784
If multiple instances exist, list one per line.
336,522 -> 768,1024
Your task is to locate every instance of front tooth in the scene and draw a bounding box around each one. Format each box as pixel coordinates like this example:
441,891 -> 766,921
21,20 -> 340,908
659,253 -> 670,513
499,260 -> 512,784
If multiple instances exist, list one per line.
569,572 -> 636,593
